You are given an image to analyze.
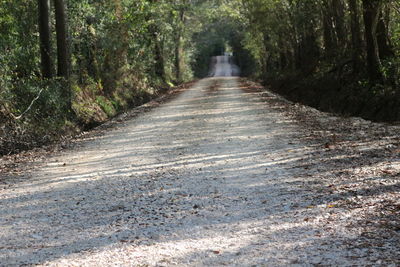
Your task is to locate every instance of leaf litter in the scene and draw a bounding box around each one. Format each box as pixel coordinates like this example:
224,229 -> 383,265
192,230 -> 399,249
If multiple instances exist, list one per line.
0,78 -> 399,266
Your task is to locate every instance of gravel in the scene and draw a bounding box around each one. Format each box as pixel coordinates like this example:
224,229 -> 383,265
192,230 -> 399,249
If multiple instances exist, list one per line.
1,75 -> 399,266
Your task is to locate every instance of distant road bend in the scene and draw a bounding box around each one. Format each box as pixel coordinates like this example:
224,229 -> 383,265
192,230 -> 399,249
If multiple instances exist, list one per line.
0,55 -> 397,266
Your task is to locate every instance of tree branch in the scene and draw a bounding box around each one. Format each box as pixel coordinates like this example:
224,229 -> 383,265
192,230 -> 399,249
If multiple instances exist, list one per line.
392,3 -> 400,14
14,88 -> 44,120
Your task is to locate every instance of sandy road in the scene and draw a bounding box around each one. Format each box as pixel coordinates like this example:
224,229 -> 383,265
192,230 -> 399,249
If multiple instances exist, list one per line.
1,57 -> 399,266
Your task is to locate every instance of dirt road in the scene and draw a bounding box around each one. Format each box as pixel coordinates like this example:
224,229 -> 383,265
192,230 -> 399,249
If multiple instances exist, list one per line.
1,57 -> 399,266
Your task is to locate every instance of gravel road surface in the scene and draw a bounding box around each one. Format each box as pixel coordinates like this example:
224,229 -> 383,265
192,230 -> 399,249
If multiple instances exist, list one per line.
1,56 -> 399,266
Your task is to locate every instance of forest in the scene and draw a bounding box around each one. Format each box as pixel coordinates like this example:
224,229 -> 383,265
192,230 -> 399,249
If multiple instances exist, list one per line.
1,1 -> 400,265
0,0 -> 399,155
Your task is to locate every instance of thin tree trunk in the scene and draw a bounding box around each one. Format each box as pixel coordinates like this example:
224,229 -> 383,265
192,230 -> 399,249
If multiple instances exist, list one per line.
349,0 -> 362,72
322,4 -> 335,56
54,0 -> 69,79
175,33 -> 182,82
332,0 -> 346,46
362,0 -> 382,81
152,30 -> 165,80
38,0 -> 53,79
278,39 -> 287,70
174,8 -> 185,82
114,0 -> 128,66
376,10 -> 393,60
148,0 -> 165,81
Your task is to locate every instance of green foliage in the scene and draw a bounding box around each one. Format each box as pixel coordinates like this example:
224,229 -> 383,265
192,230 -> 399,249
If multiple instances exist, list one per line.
3,0 -> 399,154
0,0 -> 209,154
96,96 -> 116,117
237,0 -> 400,121
190,0 -> 256,77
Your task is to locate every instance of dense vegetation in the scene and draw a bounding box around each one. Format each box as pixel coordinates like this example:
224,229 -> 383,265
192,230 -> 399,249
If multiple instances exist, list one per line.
0,0 -> 204,154
1,0 -> 399,155
238,0 -> 400,122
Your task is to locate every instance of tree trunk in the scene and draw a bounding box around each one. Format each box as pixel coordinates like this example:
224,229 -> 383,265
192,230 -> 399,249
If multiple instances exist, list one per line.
362,0 -> 382,82
322,0 -> 346,57
322,5 -> 335,57
54,0 -> 69,79
376,10 -> 393,60
152,29 -> 165,81
114,0 -> 128,66
332,0 -> 346,46
148,0 -> 165,81
174,8 -> 185,82
349,0 -> 362,72
175,33 -> 182,82
38,0 -> 53,79
262,31 -> 270,75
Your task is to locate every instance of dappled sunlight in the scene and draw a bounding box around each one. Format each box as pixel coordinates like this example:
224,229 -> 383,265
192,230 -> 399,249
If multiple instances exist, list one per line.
2,76 -> 398,266
2,0 -> 399,263
0,77 -> 315,265
43,218 -> 327,266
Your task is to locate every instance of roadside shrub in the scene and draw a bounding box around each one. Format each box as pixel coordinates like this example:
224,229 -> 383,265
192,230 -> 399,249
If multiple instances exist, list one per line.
96,95 -> 116,117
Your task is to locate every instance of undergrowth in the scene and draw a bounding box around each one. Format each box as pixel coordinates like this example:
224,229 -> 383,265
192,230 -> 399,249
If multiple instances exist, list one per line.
0,71 -> 164,156
265,57 -> 400,123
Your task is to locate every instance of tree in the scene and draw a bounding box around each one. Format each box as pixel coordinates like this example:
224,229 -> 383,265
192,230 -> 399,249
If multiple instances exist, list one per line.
362,0 -> 383,81
349,0 -> 362,72
173,3 -> 186,82
148,0 -> 165,81
54,0 -> 70,79
376,7 -> 394,60
38,0 -> 53,79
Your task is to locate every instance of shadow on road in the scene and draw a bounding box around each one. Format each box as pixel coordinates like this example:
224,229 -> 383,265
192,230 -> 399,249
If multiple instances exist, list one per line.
1,77 -> 399,265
